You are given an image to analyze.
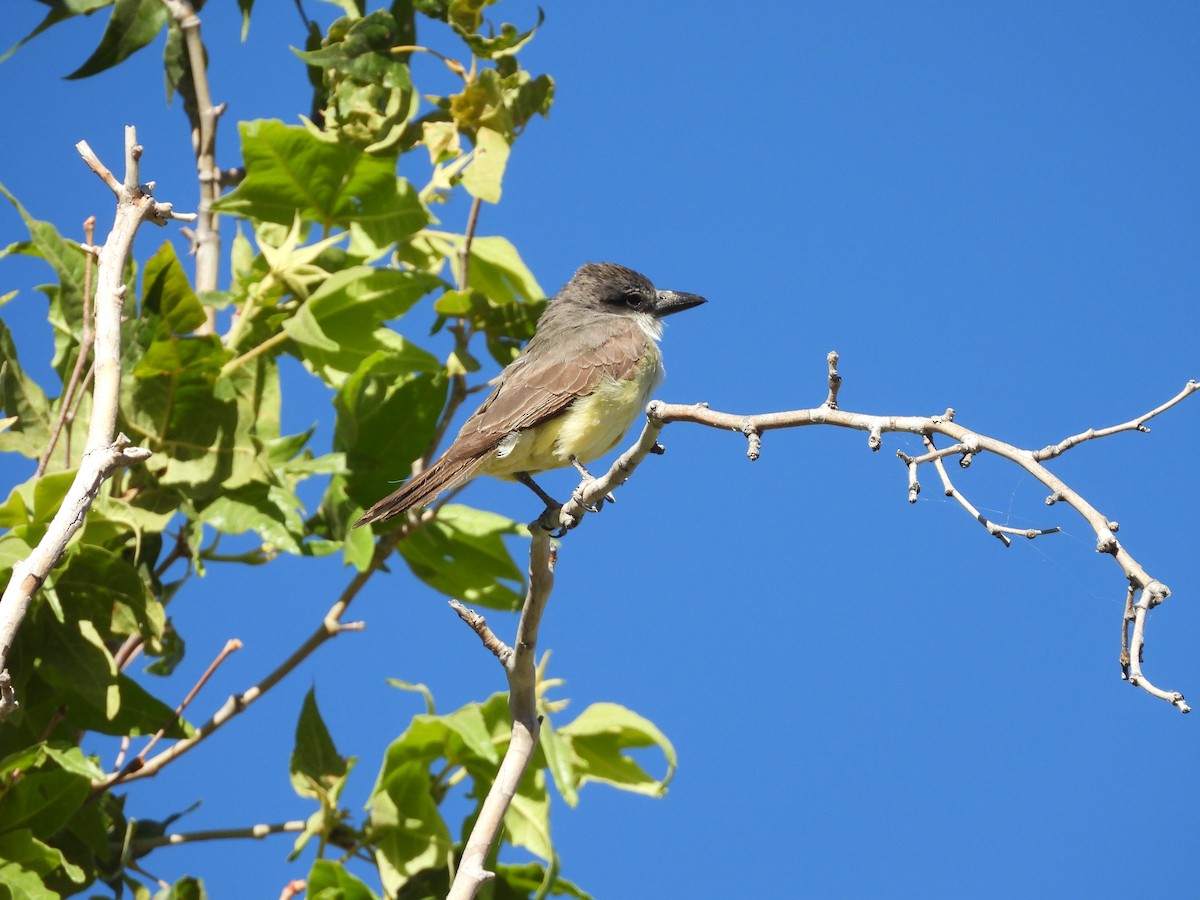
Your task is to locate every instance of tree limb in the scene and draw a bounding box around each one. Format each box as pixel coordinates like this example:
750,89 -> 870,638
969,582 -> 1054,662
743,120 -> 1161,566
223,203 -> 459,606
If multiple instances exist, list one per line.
447,530 -> 555,899
158,0 -> 224,334
0,130 -> 194,718
544,358 -> 1195,712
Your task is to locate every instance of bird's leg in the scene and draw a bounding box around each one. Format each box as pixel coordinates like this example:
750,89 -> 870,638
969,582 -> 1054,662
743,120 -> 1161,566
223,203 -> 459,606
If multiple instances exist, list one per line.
516,472 -> 573,537
516,472 -> 561,508
569,456 -> 616,511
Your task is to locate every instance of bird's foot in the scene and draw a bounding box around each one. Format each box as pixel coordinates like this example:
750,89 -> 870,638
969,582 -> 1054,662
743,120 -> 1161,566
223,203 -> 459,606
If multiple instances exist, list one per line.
536,503 -> 577,538
569,456 -> 616,511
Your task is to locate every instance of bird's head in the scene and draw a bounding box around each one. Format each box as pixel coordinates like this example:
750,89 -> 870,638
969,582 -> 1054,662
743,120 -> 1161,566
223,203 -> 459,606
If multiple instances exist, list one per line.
561,262 -> 707,321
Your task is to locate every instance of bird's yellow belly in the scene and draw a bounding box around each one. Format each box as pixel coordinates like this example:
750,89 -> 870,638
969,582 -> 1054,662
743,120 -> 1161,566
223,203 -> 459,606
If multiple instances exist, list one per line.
484,351 -> 662,480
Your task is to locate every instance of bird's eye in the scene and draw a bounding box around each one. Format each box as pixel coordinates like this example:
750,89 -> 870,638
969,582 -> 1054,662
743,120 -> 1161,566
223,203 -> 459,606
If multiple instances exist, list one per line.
623,292 -> 642,309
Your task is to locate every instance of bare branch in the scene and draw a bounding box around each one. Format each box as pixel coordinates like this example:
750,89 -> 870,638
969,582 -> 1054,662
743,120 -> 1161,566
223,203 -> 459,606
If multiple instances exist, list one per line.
158,0 -> 223,333
919,437 -> 1060,546
543,360 -> 1196,712
112,519 -> 436,782
37,216 -> 97,476
824,350 -> 842,409
75,141 -> 121,194
449,599 -> 512,662
448,530 -> 556,899
0,131 -> 190,716
1033,380 -> 1200,461
127,820 -> 306,853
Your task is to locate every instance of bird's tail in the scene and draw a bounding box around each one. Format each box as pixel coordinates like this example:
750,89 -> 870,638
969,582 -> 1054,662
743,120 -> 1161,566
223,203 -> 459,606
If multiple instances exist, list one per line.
354,453 -> 485,527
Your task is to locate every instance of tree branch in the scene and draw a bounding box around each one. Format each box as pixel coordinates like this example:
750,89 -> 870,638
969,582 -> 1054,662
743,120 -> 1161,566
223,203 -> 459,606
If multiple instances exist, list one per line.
37,216 -> 96,476
0,130 -> 193,718
158,0 -> 224,334
111,513 -> 438,783
125,819 -> 307,853
542,356 -> 1195,712
448,530 -> 556,899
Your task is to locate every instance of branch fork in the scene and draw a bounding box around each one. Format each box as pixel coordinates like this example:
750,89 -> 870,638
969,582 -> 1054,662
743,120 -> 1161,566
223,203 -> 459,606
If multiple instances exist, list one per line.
0,130 -> 193,717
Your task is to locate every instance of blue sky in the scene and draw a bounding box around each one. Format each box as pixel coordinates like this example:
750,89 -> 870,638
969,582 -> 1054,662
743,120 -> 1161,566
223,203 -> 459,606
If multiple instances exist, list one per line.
2,2 -> 1199,897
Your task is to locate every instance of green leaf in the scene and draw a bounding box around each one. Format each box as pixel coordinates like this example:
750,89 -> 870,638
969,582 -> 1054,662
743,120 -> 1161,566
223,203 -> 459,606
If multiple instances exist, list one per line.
123,337 -> 271,497
375,704 -> 498,777
0,830 -> 86,884
142,242 -> 206,334
0,758 -> 92,838
538,712 -> 578,807
385,679 -> 436,716
453,7 -> 544,59
0,310 -> 53,459
495,862 -> 593,900
369,760 -> 452,896
505,768 -> 551,860
282,266 -> 443,387
153,876 -> 208,900
556,703 -> 677,797
462,235 -> 543,304
212,121 -> 429,249
31,470 -> 75,522
306,860 -> 380,900
66,0 -> 168,79
53,544 -> 164,647
39,618 -> 119,720
290,688 -> 350,801
460,126 -> 510,204
198,483 -> 306,555
1,0 -> 114,63
397,504 -> 526,610
295,11 -> 412,89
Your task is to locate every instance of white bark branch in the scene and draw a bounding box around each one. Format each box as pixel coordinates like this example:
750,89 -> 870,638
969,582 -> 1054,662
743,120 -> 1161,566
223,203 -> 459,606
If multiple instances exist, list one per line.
543,360 -> 1196,713
0,128 -> 193,718
448,530 -> 555,900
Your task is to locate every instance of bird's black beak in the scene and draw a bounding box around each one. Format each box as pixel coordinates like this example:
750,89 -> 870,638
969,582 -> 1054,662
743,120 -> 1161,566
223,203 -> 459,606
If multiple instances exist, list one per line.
652,290 -> 707,317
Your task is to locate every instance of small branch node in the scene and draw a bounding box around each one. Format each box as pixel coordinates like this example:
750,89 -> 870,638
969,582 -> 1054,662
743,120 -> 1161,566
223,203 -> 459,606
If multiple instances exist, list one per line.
1144,581 -> 1171,608
649,441 -> 666,456
905,461 -> 920,503
741,420 -> 761,461
0,670 -> 16,716
1045,491 -> 1065,506
824,350 -> 842,409
1096,534 -> 1119,555
867,426 -> 882,451
449,599 -> 513,662
1107,521 -> 1119,533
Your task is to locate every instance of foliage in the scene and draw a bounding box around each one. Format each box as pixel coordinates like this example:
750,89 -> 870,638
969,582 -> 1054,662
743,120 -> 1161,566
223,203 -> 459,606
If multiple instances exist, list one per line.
0,2 -> 672,897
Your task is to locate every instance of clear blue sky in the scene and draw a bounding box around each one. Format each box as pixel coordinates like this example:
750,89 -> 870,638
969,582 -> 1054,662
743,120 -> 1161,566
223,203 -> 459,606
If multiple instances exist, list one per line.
2,2 -> 1199,897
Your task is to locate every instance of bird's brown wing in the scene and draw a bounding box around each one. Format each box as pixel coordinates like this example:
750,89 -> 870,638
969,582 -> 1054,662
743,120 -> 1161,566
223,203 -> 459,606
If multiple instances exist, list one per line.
354,318 -> 648,527
450,315 -> 647,451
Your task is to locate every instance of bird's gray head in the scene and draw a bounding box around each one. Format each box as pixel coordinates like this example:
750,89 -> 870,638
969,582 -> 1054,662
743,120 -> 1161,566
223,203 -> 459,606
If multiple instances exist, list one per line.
558,262 -> 707,321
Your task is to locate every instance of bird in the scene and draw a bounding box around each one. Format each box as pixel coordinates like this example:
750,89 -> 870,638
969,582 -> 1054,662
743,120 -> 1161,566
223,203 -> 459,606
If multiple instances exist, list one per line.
354,262 -> 706,527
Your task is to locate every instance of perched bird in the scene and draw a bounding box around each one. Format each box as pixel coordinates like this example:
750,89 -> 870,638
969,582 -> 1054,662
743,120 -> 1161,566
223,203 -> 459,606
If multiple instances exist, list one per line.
355,262 -> 706,526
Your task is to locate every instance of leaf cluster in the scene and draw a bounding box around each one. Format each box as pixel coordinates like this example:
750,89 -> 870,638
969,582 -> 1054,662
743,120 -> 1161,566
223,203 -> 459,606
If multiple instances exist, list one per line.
0,2 -> 674,898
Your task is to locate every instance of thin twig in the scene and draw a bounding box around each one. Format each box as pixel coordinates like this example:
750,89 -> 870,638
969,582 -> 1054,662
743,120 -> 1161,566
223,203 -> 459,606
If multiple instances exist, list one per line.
458,195 -> 483,288
125,820 -> 306,853
110,521 -> 431,783
37,216 -> 97,476
135,640 -> 240,765
1033,380 -> 1200,460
